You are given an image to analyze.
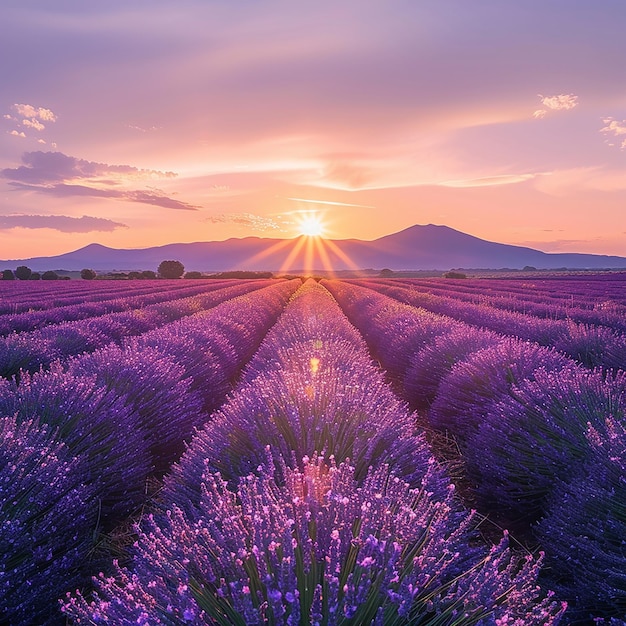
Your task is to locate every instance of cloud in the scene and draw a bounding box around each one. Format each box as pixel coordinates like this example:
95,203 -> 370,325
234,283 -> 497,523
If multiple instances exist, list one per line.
22,118 -> 46,131
0,214 -> 127,233
441,173 -> 537,188
1,151 -> 198,210
522,238 -> 605,253
602,119 -> 626,135
1,151 -> 176,184
540,94 -> 578,111
12,104 -> 58,123
205,212 -> 285,231
533,93 -> 578,118
1,151 -> 199,210
126,189 -> 200,211
127,124 -> 162,133
4,104 -> 58,135
7,181 -> 200,211
285,197 -> 375,209
8,130 -> 26,138
601,118 -> 626,149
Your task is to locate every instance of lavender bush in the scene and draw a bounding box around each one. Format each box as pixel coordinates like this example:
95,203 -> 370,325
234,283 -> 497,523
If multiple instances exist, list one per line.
0,363 -> 152,525
553,322 -> 626,371
464,368 -> 626,526
358,280 -> 626,371
403,326 -> 501,410
428,338 -> 578,446
535,417 -> 626,620
67,344 -> 205,472
322,280 -> 455,384
0,415 -> 96,625
63,455 -> 565,625
164,340 -> 448,516
130,281 -> 298,412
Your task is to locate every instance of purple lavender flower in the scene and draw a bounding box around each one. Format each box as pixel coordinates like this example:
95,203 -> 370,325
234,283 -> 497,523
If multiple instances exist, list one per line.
403,325 -> 501,410
322,280 -> 456,385
464,368 -> 626,526
67,344 -> 205,472
535,417 -> 626,620
163,282 -> 450,517
0,279 -> 295,380
428,337 -> 578,445
0,415 -> 96,625
0,363 -> 152,524
63,455 -> 565,625
554,322 -> 626,371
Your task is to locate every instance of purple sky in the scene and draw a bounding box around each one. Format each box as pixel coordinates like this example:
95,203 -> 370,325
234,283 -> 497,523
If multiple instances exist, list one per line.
2,0 -> 626,259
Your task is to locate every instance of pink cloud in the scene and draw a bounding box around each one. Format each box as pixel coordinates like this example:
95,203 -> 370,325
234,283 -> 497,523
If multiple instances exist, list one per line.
533,94 -> 578,119
1,152 -> 198,211
0,214 -> 127,233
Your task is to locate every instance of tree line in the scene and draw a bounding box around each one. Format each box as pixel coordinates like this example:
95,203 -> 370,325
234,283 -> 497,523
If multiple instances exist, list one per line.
2,261 -> 274,280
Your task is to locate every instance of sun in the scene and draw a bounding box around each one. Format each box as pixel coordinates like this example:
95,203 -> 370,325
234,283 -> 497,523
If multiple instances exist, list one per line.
297,213 -> 326,237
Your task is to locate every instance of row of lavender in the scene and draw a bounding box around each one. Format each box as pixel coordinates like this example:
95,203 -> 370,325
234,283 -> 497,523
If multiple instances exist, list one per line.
395,274 -> 626,308
0,280 -> 299,625
388,276 -> 626,333
0,279 -> 214,315
322,279 -> 626,622
0,280 -> 237,335
352,279 -> 626,371
63,281 -> 565,625
0,280 -> 278,380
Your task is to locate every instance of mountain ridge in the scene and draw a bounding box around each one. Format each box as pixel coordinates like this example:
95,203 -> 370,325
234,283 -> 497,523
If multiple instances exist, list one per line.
3,224 -> 626,272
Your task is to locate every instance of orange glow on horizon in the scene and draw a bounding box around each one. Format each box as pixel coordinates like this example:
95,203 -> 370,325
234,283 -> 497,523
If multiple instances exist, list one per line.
240,221 -> 362,276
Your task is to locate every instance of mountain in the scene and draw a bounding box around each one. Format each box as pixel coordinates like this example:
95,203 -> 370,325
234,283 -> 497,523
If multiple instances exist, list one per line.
3,224 -> 626,272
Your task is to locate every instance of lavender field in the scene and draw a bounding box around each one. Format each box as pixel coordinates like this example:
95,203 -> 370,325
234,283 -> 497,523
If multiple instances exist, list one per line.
2,275 -> 626,625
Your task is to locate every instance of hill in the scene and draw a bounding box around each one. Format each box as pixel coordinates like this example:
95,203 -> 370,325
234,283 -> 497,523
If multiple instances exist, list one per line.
2,224 -> 626,272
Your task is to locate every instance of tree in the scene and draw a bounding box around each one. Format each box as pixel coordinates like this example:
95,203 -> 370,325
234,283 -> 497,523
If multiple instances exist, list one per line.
184,271 -> 203,279
1,269 -> 15,280
80,268 -> 97,280
15,265 -> 32,280
41,271 -> 59,280
158,260 -> 185,279
141,270 -> 157,279
30,272 -> 41,280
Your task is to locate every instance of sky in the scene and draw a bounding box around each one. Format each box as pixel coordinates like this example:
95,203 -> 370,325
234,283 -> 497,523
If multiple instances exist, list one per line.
2,0 -> 626,260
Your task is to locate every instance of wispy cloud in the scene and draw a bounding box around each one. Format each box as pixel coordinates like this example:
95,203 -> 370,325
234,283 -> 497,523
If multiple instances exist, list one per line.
285,197 -> 375,208
127,189 -> 200,211
522,238 -> 606,253
441,173 -> 537,188
205,212 -> 285,231
127,123 -> 162,133
8,181 -> 200,211
1,151 -> 199,211
533,93 -> 578,119
0,214 -> 127,233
